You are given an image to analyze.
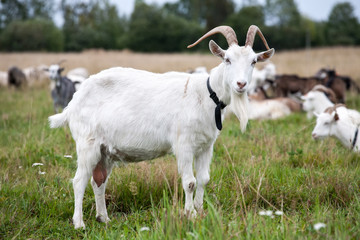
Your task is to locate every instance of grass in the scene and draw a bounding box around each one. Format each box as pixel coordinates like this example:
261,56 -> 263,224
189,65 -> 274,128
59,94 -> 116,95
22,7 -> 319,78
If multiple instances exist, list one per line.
1,88 -> 359,239
0,48 -> 360,239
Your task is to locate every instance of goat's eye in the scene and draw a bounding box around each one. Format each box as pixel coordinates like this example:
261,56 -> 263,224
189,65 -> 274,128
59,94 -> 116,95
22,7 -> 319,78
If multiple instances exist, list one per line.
251,60 -> 257,66
225,58 -> 231,64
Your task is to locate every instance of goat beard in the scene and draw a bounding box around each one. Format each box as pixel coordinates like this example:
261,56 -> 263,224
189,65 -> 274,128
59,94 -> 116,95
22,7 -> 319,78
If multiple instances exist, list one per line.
230,92 -> 249,132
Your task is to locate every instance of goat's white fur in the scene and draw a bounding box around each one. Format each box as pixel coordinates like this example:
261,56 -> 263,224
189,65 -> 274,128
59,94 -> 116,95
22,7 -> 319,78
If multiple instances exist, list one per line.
312,106 -> 360,152
301,90 -> 333,119
0,71 -> 8,87
248,62 -> 276,94
49,29 -> 274,229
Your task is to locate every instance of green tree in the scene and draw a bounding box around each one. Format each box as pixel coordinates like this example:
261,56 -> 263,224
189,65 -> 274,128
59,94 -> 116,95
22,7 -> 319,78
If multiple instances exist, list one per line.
61,0 -> 126,51
127,2 -> 203,52
326,2 -> 360,45
0,18 -> 63,51
0,0 -> 54,29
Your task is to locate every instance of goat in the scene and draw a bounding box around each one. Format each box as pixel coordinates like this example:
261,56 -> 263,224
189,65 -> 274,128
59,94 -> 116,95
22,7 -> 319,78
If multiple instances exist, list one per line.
187,66 -> 208,75
48,25 -> 274,229
273,74 -> 321,98
23,64 -> 50,87
0,71 -> 8,87
8,66 -> 27,88
67,67 -> 89,91
315,68 -> 360,103
46,64 -> 76,113
248,62 -> 276,94
246,92 -> 301,120
312,104 -> 360,153
301,85 -> 337,119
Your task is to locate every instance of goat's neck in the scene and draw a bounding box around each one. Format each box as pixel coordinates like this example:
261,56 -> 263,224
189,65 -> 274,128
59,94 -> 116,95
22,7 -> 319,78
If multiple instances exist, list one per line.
334,121 -> 359,151
209,64 -> 231,105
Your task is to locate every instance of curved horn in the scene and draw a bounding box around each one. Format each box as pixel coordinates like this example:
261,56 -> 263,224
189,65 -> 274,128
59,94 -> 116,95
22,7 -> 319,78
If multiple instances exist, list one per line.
245,25 -> 270,50
187,25 -> 238,48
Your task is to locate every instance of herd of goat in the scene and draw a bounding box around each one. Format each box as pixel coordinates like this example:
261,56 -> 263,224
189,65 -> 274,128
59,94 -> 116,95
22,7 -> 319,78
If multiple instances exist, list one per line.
1,25 -> 359,229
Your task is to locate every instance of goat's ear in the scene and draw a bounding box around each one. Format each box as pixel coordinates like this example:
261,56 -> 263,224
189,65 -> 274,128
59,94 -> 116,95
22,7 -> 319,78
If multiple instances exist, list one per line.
58,68 -> 64,73
256,48 -> 275,62
209,40 -> 225,59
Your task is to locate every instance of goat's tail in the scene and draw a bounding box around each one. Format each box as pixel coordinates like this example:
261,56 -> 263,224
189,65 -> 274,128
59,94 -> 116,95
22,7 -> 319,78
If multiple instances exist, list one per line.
48,111 -> 68,128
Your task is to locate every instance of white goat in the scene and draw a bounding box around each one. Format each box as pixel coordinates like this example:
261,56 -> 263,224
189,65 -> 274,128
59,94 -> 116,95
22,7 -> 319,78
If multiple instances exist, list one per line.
49,25 -> 274,229
67,67 -> 89,90
247,98 -> 294,120
0,71 -> 8,87
312,104 -> 360,152
23,64 -> 49,87
301,85 -> 336,119
248,62 -> 276,94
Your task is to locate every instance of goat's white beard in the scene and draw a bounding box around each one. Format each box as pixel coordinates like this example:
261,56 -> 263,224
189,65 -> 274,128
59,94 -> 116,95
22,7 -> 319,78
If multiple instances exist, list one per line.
230,92 -> 249,132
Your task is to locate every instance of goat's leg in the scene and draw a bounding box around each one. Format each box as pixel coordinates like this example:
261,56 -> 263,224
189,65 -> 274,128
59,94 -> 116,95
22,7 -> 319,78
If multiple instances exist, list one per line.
194,147 -> 212,211
90,159 -> 114,224
177,145 -> 197,218
72,144 -> 100,229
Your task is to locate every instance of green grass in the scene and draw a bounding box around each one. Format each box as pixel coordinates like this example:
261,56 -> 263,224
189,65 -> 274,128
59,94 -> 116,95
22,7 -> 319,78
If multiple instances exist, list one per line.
1,88 -> 359,239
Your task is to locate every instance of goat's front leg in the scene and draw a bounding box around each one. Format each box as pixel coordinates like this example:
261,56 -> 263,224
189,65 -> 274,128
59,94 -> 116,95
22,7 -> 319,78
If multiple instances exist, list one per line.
90,159 -> 114,224
177,145 -> 197,218
194,147 -> 212,211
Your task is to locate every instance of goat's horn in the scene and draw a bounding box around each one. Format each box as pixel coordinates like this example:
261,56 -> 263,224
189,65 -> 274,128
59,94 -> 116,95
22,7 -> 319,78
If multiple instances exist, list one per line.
187,25 -> 238,48
245,25 -> 270,50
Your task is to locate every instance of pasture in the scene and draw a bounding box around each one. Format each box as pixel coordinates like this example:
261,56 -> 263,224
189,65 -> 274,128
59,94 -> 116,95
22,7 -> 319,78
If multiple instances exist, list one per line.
1,47 -> 360,239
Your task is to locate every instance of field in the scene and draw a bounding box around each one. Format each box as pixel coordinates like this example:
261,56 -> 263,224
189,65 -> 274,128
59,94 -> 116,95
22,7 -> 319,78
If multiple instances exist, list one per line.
1,47 -> 360,239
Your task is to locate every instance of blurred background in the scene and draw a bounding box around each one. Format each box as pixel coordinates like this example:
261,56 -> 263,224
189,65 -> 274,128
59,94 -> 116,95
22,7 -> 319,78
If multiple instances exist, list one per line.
0,0 -> 359,52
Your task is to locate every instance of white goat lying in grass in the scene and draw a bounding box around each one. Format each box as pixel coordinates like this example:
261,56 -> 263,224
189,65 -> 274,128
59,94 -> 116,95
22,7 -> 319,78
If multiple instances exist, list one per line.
301,85 -> 337,119
247,97 -> 300,120
49,25 -> 274,229
312,104 -> 360,152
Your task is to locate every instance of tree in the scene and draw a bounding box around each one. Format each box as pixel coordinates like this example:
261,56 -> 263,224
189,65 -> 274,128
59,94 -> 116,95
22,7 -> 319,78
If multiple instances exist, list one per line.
61,0 -> 126,51
127,2 -> 203,52
326,2 -> 360,45
0,19 -> 63,51
0,0 -> 54,29
163,0 -> 235,30
265,0 -> 301,27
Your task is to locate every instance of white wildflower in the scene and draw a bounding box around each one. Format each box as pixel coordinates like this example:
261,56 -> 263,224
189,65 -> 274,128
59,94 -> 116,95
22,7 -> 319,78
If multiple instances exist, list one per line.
139,227 -> 150,232
275,210 -> 283,216
259,210 -> 267,216
64,155 -> 72,158
313,223 -> 326,231
32,163 -> 44,167
265,210 -> 273,216
18,166 -> 22,169
38,170 -> 46,175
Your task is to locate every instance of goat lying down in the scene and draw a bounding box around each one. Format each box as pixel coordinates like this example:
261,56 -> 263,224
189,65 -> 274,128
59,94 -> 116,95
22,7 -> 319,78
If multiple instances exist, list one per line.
49,25 -> 274,229
312,104 -> 360,152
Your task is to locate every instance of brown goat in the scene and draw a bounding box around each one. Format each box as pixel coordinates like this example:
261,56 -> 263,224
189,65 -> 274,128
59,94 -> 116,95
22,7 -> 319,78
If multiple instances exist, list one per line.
274,74 -> 321,97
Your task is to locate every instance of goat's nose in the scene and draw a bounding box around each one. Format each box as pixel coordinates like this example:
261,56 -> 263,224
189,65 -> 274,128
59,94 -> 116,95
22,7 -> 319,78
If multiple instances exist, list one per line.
312,133 -> 317,139
237,82 -> 247,89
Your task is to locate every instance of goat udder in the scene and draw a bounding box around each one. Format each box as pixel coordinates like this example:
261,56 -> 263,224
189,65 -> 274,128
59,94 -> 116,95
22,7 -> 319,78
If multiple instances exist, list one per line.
93,161 -> 107,187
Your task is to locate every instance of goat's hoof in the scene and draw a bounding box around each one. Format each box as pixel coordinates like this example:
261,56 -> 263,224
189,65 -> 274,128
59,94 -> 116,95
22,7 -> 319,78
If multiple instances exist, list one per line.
73,220 -> 86,230
96,215 -> 110,223
185,208 -> 197,219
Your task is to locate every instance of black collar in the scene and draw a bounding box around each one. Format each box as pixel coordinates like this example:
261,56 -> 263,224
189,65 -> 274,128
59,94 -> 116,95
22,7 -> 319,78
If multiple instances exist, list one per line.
352,128 -> 358,150
207,77 -> 227,130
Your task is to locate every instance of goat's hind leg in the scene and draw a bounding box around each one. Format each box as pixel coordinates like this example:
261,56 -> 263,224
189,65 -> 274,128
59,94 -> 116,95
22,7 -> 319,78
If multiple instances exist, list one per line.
91,157 -> 114,224
72,143 -> 100,229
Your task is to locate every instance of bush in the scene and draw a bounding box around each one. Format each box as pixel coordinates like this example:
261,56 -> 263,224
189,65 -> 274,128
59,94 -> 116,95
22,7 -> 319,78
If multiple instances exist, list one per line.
0,18 -> 63,52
